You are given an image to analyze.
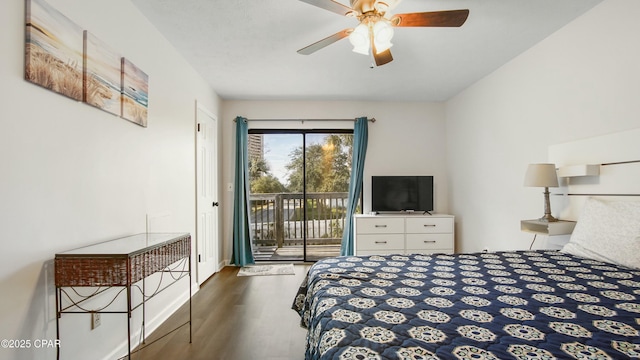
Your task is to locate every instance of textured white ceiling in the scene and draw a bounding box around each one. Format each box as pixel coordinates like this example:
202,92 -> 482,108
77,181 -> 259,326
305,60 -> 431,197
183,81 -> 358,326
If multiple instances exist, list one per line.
130,0 -> 602,102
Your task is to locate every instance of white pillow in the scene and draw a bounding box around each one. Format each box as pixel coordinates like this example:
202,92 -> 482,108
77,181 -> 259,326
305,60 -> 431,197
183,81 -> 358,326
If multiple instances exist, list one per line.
562,197 -> 640,269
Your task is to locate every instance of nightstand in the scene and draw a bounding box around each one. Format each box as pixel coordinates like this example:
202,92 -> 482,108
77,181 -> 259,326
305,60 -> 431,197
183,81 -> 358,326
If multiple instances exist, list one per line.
520,219 -> 576,235
521,219 -> 576,249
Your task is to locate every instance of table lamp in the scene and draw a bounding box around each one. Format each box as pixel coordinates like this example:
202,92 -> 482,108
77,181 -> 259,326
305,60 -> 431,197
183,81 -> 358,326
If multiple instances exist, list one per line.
524,163 -> 559,222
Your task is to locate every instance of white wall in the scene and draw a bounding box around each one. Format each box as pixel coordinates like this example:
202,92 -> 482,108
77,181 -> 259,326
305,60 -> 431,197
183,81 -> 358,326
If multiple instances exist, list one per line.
0,0 -> 220,359
220,100 -> 448,262
445,0 -> 640,253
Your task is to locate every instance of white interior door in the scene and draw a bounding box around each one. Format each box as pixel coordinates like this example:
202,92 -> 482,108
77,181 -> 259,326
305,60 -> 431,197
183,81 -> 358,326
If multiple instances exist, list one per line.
196,104 -> 218,284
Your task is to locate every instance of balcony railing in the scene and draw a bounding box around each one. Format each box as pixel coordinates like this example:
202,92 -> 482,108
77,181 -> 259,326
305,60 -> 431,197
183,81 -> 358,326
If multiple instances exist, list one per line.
249,192 -> 350,248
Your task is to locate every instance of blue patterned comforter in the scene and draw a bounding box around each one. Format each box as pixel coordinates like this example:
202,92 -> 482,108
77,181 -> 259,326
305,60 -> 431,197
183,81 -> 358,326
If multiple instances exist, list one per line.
292,251 -> 640,360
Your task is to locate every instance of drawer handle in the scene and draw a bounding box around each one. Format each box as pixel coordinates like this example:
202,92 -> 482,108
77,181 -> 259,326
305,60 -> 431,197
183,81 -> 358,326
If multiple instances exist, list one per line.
424,240 -> 436,243
375,225 -> 388,228
375,241 -> 388,244
423,224 -> 436,227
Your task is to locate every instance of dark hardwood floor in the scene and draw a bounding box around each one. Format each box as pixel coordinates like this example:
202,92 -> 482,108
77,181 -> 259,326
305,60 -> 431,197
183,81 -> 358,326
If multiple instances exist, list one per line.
132,264 -> 311,360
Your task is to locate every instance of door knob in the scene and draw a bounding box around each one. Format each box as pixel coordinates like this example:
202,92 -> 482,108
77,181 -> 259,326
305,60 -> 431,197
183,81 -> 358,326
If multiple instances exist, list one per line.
212,202 -> 219,207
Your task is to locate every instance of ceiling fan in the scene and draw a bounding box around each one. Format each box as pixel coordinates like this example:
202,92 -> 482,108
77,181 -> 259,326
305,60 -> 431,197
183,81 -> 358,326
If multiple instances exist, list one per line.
297,0 -> 469,66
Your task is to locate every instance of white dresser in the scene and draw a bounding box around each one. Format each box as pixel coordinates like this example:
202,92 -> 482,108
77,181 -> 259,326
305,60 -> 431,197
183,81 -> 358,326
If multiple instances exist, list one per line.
353,214 -> 455,255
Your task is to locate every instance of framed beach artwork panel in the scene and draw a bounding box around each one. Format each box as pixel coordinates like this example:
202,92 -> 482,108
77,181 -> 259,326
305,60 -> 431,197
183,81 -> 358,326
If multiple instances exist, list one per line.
83,31 -> 122,116
25,0 -> 84,101
121,58 -> 149,127
25,0 -> 150,127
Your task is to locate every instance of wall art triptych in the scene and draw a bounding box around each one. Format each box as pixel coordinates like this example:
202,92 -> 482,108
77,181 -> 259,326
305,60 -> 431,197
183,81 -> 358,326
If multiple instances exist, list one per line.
25,0 -> 149,127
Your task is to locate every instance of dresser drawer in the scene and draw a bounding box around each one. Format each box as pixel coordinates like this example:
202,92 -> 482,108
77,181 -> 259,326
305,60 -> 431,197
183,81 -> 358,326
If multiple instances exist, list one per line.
355,234 -> 404,251
406,217 -> 453,234
357,249 -> 407,256
406,234 -> 453,251
411,249 -> 455,255
356,217 -> 404,234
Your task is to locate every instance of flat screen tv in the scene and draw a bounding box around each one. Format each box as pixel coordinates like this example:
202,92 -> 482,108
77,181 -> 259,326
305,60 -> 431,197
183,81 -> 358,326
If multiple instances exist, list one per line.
371,176 -> 434,213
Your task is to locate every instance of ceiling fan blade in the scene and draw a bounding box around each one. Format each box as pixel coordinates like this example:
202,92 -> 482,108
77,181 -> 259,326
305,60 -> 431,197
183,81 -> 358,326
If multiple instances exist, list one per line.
373,49 -> 393,66
297,29 -> 353,55
391,9 -> 469,27
299,0 -> 357,16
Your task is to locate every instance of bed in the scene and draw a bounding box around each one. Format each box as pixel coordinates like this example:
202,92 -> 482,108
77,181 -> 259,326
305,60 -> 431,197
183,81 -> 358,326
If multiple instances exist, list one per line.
292,129 -> 640,359
292,250 -> 640,359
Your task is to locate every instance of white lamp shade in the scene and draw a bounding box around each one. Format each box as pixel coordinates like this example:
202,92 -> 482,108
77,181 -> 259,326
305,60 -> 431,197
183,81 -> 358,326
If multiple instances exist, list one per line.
524,163 -> 559,187
373,21 -> 393,53
349,23 -> 370,55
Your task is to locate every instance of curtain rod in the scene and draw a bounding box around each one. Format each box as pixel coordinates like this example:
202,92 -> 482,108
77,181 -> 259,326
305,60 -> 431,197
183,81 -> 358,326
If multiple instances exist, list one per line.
234,118 -> 376,123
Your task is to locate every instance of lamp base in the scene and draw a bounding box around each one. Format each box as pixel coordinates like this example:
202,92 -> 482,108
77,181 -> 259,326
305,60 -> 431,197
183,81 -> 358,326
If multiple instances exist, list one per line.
537,214 -> 558,222
539,187 -> 558,222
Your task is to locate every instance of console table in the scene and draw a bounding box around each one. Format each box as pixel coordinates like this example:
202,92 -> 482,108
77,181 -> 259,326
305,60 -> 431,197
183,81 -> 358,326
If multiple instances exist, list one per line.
54,233 -> 192,359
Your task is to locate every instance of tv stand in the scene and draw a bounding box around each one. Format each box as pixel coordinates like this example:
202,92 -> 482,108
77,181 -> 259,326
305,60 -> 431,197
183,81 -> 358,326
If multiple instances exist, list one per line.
354,214 -> 454,255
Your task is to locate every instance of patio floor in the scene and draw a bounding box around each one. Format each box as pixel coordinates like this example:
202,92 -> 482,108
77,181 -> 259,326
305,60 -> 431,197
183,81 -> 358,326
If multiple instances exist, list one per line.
253,244 -> 341,262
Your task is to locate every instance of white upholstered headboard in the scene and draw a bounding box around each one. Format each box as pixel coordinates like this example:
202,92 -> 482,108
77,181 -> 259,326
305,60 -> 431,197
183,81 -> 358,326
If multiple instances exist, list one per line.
548,127 -> 640,221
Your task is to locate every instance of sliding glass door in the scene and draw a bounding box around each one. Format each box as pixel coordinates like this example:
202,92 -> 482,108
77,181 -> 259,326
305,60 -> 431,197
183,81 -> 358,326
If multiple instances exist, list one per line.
247,130 -> 356,261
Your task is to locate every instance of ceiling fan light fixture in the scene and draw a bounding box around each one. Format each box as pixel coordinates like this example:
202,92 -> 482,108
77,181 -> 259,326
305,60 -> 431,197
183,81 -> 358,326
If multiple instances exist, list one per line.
349,23 -> 370,55
374,1 -> 389,13
297,0 -> 469,67
345,10 -> 358,18
373,20 -> 393,53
